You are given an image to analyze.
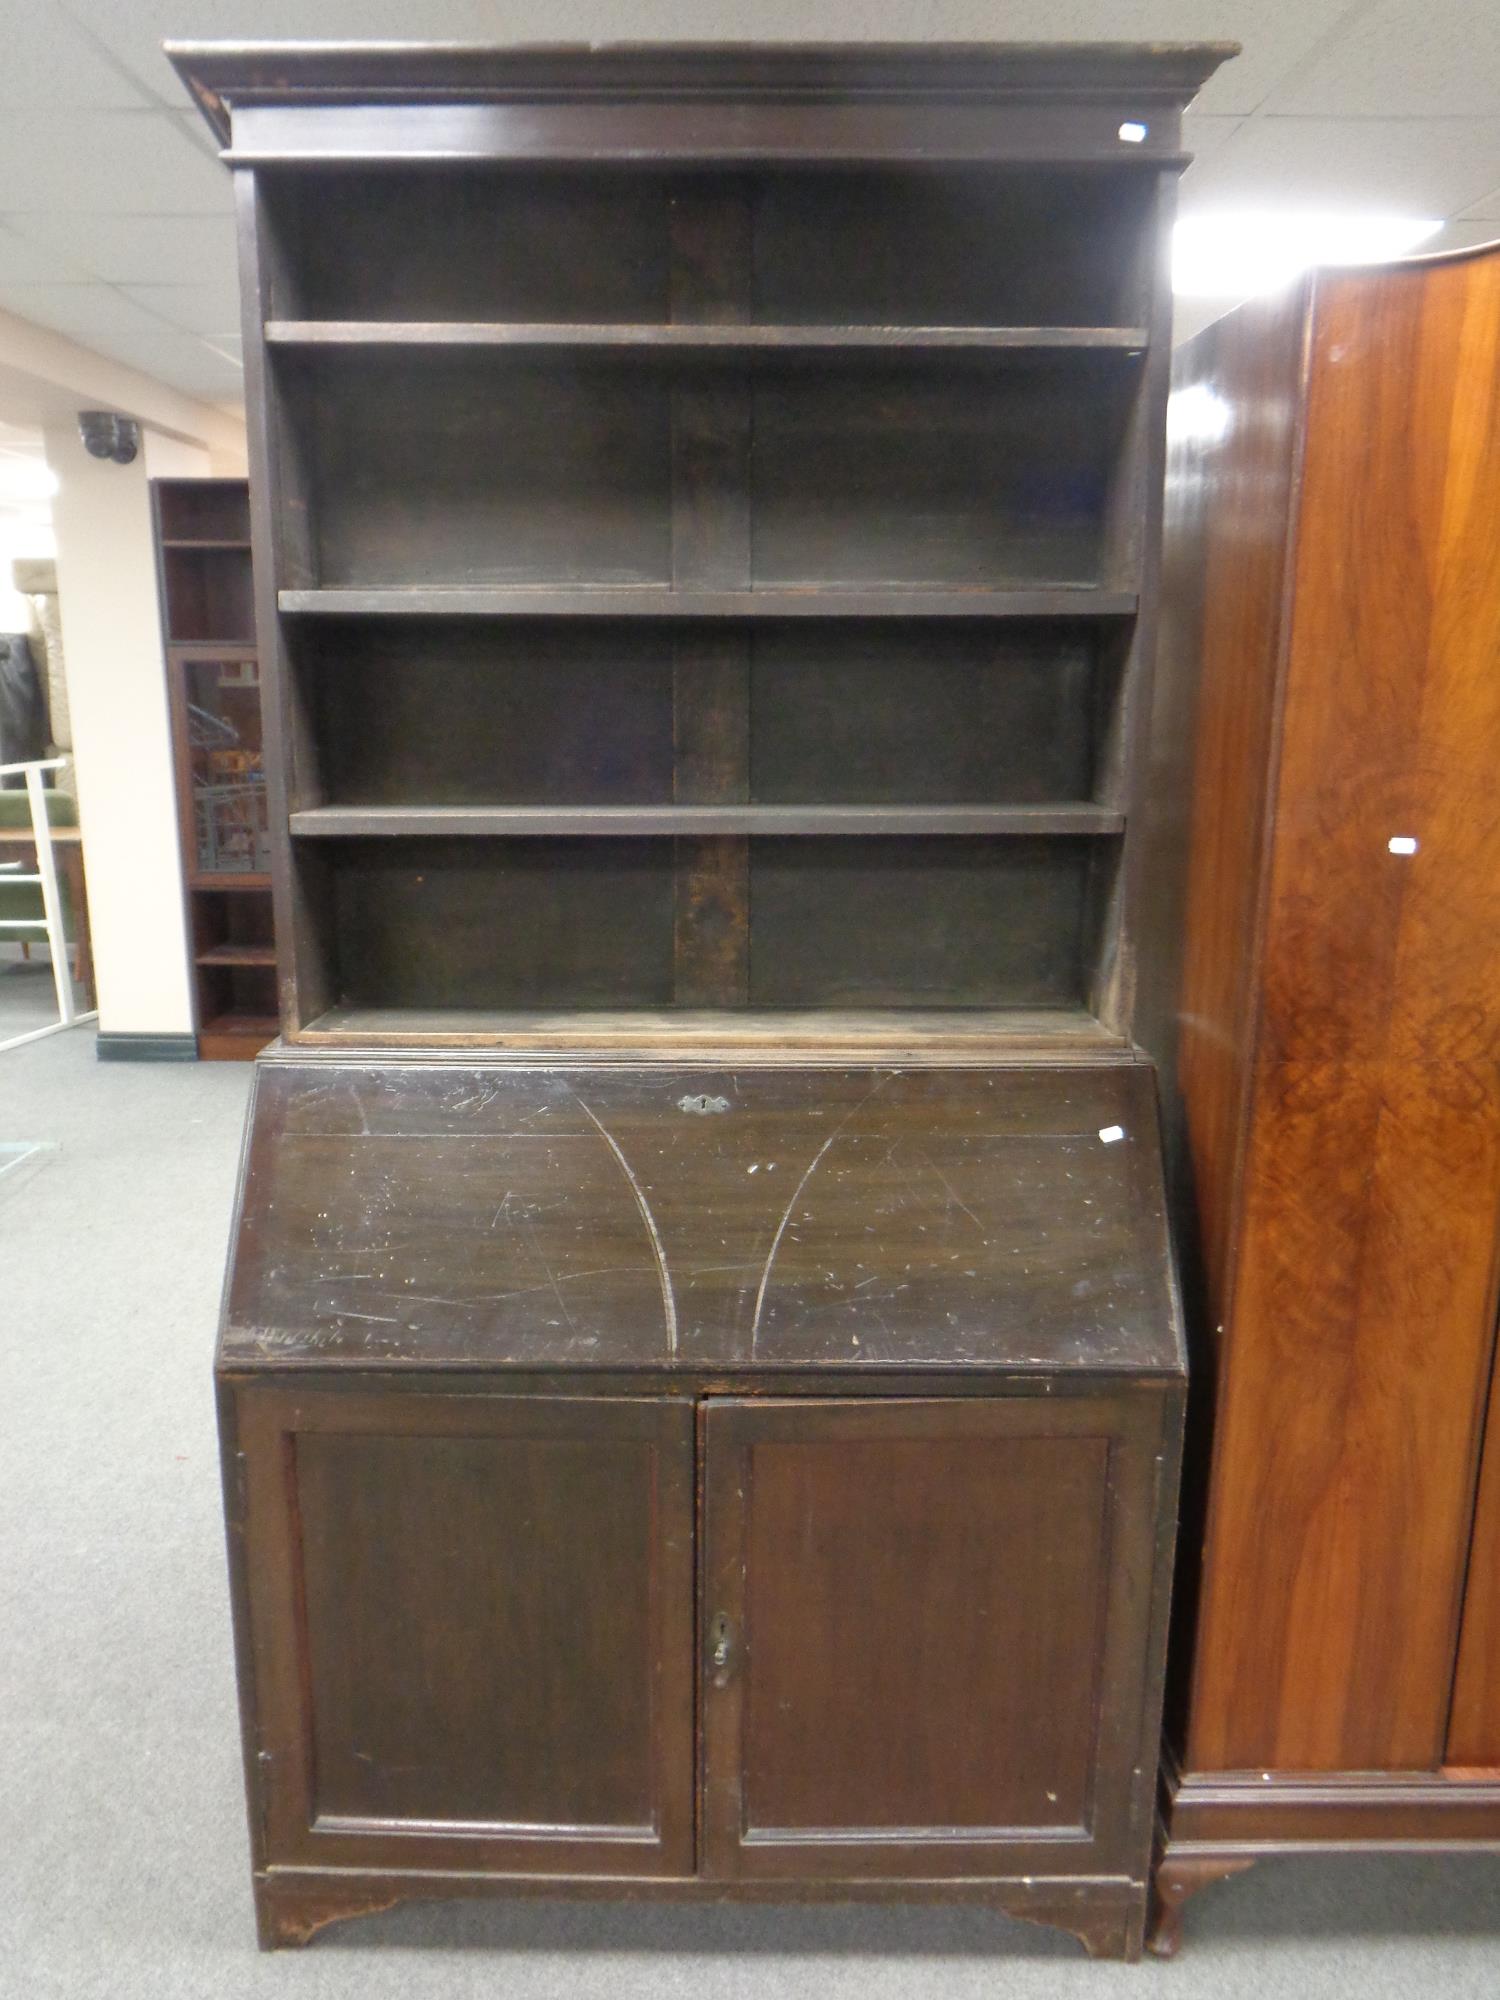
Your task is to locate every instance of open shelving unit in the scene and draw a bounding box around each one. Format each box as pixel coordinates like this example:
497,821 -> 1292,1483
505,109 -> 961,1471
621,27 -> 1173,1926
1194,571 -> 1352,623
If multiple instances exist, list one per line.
153,478 -> 276,1059
236,126 -> 1181,1054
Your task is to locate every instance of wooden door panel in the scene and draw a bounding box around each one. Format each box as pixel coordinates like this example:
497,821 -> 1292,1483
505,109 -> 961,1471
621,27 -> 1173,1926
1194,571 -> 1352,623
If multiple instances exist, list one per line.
1189,1060 -> 1500,1771
235,1387 -> 695,1876
700,1395 -> 1168,1879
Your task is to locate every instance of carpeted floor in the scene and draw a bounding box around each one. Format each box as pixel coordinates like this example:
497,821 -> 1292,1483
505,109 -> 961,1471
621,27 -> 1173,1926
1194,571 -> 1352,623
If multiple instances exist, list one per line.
0,1026 -> 1495,1998
0,941 -> 71,1045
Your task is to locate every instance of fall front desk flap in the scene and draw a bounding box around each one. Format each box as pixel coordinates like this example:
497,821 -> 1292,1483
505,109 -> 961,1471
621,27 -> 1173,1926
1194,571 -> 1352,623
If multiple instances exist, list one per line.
220,1058 -> 1183,1377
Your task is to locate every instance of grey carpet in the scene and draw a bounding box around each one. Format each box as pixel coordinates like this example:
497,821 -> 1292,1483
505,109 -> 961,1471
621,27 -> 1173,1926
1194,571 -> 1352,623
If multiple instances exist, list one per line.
0,942 -> 71,1043
0,1027 -> 1495,1997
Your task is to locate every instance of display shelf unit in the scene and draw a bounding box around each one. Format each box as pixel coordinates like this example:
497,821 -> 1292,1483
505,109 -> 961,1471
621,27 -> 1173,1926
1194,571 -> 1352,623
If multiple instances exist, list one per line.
174,39 -> 1232,1963
153,478 -> 276,1059
173,42 -> 1230,1055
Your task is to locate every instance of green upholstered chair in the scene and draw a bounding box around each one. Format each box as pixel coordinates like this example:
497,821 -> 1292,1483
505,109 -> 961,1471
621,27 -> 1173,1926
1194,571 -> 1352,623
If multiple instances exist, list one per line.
0,786 -> 77,960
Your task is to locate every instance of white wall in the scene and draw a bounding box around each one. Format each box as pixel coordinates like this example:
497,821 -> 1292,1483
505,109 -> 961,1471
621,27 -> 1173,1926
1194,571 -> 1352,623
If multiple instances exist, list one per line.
43,420 -> 208,1037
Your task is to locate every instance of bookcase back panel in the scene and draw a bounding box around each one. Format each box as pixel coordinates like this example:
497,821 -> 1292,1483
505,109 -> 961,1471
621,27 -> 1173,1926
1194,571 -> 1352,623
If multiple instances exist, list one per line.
293,618 -> 1116,810
750,367 -> 1130,587
264,165 -> 1154,331
307,834 -> 1109,1017
749,624 -> 1108,804
162,547 -> 256,643
306,622 -> 676,808
289,355 -> 1133,593
748,836 -> 1102,1008
296,356 -> 675,587
267,168 -> 675,322
329,838 -> 677,1010
752,169 -> 1154,328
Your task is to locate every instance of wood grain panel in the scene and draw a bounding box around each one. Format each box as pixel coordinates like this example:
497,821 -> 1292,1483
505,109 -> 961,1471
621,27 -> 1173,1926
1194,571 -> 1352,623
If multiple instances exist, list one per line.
1447,1346 -> 1500,1766
699,1396 -> 1170,1880
1183,248 -> 1500,1775
237,1389 -> 696,1874
1161,284 -> 1309,1313
221,1059 -> 1184,1378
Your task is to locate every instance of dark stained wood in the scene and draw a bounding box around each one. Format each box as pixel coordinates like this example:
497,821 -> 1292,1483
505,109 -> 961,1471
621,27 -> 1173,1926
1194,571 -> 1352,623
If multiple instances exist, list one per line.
1447,1344 -> 1500,1766
305,619 -> 676,809
289,804 -> 1123,837
296,1004 -> 1126,1058
221,1060 -> 1183,1378
748,835 -> 1109,1009
182,37 -> 1228,1963
1146,1857 -> 1256,1959
1163,1758 -> 1500,1863
266,321 -> 1151,352
326,837 -> 677,1012
247,1863 -> 1147,1958
278,585 -> 1142,620
151,478 -> 275,1061
673,836 -> 748,1007
234,1387 -> 695,1875
700,1394 -> 1173,1888
171,42 -> 1235,153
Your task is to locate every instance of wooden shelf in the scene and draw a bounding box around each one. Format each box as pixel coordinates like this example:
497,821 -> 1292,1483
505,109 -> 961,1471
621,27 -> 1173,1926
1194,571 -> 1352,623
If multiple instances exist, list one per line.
266,319 -> 1150,355
195,942 -> 277,966
279,586 -> 1139,621
295,1003 -> 1130,1057
160,537 -> 254,550
290,803 -> 1123,839
189,872 -> 272,891
198,1010 -> 278,1048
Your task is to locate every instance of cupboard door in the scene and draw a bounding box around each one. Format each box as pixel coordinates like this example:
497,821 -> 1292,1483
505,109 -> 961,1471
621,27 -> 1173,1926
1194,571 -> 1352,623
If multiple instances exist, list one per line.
231,1387 -> 695,1876
699,1394 -> 1172,1880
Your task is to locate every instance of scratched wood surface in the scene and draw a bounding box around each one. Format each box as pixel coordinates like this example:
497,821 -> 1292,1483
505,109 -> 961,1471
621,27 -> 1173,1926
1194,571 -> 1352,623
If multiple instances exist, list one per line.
220,1057 -> 1183,1375
1172,246 -> 1500,1775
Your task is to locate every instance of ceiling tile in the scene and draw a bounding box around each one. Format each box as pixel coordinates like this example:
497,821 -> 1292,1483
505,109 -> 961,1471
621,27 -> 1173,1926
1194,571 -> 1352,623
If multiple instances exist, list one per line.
1265,2 -> 1500,118
71,326 -> 245,400
0,1 -> 152,108
1429,218 -> 1500,251
0,110 -> 231,215
118,282 -> 242,339
1183,114 -> 1244,165
0,221 -> 89,285
1179,115 -> 1500,219
0,212 -> 238,287
87,0 -> 516,101
1460,185 -> 1500,220
0,282 -> 188,344
120,1 -> 1332,122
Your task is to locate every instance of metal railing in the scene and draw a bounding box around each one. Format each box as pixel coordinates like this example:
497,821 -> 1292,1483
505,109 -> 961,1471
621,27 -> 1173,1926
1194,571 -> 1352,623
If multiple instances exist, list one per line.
0,756 -> 98,1054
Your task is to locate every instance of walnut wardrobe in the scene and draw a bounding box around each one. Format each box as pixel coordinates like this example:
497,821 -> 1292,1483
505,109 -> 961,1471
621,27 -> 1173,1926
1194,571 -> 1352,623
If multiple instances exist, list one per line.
1148,241 -> 1500,1951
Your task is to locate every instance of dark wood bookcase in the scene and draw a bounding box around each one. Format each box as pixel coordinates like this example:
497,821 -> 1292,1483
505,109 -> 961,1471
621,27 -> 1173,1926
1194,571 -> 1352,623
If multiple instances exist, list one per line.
172,44 -> 1234,1058
153,477 -> 276,1058
174,41 -> 1232,1962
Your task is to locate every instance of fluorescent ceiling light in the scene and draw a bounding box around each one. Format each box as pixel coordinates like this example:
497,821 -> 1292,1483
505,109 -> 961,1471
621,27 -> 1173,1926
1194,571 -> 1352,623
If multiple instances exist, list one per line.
1174,212 -> 1442,298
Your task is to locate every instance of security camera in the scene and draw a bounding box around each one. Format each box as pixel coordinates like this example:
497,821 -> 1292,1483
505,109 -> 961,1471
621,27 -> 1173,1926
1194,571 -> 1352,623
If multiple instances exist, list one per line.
77,411 -> 141,464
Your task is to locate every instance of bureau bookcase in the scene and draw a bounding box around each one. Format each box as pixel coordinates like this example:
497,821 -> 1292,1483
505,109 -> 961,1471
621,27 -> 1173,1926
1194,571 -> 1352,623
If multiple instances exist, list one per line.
173,40 -> 1230,1960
